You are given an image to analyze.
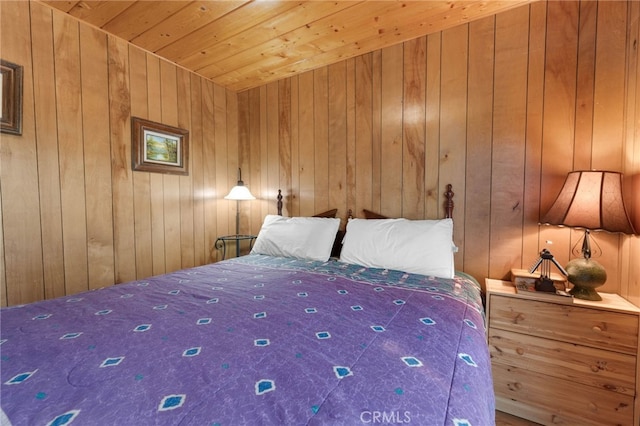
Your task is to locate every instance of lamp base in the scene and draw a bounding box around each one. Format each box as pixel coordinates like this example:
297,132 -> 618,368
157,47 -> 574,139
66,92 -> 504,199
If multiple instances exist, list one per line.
565,258 -> 607,301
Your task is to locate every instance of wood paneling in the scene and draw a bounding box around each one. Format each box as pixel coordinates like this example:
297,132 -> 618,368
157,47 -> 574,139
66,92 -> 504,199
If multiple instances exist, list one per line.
522,2 -> 547,284
464,15 -> 495,279
80,23 -> 115,290
109,35 -> 137,283
236,0 -> 640,297
41,0 -> 534,91
489,6 -> 529,279
1,1 -> 44,305
1,0 -> 639,308
0,2 -> 237,306
402,38 -> 426,220
379,45 -> 403,219
31,1 -> 65,300
54,10 -> 89,296
623,0 -> 640,308
298,72 -> 315,217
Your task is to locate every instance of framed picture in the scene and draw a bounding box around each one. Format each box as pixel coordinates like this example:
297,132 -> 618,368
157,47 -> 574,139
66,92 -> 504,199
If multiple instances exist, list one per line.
132,117 -> 189,175
1,59 -> 23,135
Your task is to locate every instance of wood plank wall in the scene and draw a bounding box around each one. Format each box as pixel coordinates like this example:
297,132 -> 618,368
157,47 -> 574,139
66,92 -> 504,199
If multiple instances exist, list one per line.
1,0 -> 639,307
237,0 -> 640,302
0,1 -> 238,306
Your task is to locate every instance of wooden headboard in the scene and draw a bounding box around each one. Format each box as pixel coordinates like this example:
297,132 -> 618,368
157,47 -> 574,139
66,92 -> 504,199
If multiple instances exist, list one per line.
275,185 -> 454,219
444,184 -> 454,219
277,189 -> 283,216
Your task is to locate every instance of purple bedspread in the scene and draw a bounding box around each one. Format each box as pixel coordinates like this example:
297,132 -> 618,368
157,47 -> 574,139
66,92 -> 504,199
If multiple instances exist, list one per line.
1,255 -> 494,425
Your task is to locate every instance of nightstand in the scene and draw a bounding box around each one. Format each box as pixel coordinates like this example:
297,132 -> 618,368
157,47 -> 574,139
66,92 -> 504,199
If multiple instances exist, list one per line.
214,234 -> 257,260
486,278 -> 640,426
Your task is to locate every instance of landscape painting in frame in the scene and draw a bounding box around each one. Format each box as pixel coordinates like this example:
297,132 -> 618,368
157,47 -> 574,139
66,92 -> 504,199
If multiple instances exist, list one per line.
1,59 -> 23,135
132,117 -> 189,175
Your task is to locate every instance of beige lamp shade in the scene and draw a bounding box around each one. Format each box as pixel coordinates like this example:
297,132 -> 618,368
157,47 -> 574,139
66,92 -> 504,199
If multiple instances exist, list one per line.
541,170 -> 636,235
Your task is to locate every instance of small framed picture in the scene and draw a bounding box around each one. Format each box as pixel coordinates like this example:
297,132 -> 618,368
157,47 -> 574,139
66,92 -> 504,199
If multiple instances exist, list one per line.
1,59 -> 23,135
132,117 -> 189,175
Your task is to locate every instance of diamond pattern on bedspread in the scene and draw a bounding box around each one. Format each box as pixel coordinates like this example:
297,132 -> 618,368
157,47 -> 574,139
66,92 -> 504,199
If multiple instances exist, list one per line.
1,254 -> 493,425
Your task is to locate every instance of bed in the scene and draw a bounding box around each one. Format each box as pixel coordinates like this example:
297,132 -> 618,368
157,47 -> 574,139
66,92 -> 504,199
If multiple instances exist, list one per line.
0,186 -> 494,425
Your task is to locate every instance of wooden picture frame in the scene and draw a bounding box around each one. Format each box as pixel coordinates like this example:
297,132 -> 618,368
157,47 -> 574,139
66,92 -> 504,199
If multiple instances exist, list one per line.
132,117 -> 189,176
1,59 -> 23,135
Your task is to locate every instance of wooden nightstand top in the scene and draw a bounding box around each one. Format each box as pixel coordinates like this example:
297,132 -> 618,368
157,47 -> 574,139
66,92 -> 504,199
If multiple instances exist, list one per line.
486,278 -> 640,315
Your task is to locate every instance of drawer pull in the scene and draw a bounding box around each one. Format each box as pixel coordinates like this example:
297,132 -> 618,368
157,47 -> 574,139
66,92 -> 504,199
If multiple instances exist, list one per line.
590,360 -> 607,373
592,325 -> 603,333
615,402 -> 629,412
513,313 -> 526,324
516,347 -> 525,355
507,382 -> 522,391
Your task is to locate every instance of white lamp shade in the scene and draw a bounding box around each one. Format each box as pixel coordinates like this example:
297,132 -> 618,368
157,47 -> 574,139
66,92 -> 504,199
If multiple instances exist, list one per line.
224,184 -> 255,200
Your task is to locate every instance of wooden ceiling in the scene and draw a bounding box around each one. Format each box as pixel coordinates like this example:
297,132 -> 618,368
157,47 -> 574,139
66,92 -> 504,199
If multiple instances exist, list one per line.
41,1 -> 535,92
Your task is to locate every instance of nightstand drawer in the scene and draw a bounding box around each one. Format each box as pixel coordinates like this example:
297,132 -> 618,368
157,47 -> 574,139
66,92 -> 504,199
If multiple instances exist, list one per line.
493,363 -> 634,426
489,328 -> 636,396
489,294 -> 639,354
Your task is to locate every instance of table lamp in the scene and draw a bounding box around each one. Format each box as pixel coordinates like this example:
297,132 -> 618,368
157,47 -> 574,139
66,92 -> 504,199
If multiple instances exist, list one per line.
224,168 -> 255,257
541,170 -> 636,300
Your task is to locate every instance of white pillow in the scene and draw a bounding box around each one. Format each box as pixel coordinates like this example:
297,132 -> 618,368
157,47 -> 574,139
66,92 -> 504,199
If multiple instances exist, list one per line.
251,215 -> 341,262
339,218 -> 455,279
